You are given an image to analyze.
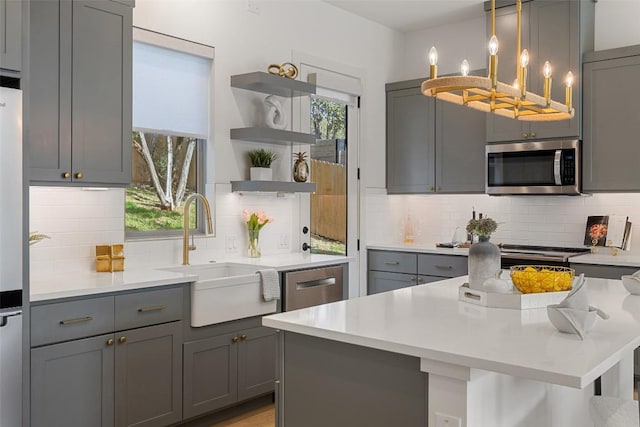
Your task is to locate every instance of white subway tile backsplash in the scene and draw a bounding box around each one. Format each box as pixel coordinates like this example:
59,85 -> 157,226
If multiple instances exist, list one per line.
365,189 -> 640,252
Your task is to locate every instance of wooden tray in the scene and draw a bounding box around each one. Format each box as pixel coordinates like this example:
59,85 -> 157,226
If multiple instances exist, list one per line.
458,283 -> 569,309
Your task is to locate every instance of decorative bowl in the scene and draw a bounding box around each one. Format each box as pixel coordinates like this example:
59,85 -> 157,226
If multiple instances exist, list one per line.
621,275 -> 640,295
547,304 -> 598,339
510,265 -> 575,294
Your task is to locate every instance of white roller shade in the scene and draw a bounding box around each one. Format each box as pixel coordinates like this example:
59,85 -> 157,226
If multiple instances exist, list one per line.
133,41 -> 211,138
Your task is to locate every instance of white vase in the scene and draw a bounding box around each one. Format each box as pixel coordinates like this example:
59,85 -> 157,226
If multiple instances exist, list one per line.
250,167 -> 272,181
467,236 -> 501,290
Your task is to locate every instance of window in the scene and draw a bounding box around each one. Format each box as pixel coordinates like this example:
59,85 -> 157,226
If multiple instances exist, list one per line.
309,97 -> 348,256
126,29 -> 214,238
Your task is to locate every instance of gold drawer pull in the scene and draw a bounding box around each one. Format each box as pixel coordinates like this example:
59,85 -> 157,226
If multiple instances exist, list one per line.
119,336 -> 127,344
435,265 -> 453,270
59,316 -> 93,325
106,338 -> 114,346
137,305 -> 166,313
232,336 -> 239,344
240,334 -> 247,341
383,261 -> 400,265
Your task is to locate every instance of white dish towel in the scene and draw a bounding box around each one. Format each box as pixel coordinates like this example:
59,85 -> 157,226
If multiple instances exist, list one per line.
259,269 -> 280,302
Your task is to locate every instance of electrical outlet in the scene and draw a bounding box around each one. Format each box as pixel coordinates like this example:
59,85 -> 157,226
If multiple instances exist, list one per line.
247,0 -> 259,15
225,235 -> 238,254
279,233 -> 290,249
435,413 -> 461,427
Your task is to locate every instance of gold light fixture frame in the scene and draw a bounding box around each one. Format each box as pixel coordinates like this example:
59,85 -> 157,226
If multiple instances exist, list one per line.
421,0 -> 574,122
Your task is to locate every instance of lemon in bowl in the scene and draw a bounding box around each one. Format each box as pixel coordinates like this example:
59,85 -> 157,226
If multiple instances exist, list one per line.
510,265 -> 575,294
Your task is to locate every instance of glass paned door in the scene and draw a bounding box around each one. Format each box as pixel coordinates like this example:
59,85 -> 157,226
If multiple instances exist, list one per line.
309,97 -> 347,256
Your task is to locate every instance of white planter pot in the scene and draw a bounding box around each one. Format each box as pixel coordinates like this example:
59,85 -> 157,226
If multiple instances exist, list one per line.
250,167 -> 272,181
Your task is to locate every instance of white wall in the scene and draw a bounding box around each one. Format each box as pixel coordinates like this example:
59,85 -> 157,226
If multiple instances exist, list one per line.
29,0 -> 403,274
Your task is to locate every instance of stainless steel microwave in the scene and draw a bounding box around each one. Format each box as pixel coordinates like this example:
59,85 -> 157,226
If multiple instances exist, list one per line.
486,139 -> 580,195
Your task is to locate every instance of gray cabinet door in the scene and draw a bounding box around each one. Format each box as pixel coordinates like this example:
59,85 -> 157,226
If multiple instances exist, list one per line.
486,1 -> 588,142
486,3 -> 529,143
71,0 -> 132,185
583,54 -> 640,192
367,271 -> 418,295
28,0 -> 132,186
183,332 -> 239,419
115,321 -> 183,427
386,87 -> 435,193
31,334 -> 115,427
0,0 -> 22,72
527,0 -> 580,140
28,0 -> 72,182
435,100 -> 486,193
237,326 -> 277,401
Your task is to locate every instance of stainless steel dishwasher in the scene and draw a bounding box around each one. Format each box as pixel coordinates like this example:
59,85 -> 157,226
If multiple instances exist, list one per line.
283,264 -> 345,311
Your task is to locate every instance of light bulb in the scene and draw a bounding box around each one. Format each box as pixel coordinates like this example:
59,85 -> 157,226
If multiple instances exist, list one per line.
543,61 -> 552,78
520,49 -> 529,68
428,46 -> 438,66
513,79 -> 519,89
488,35 -> 499,55
565,71 -> 574,87
461,59 -> 470,77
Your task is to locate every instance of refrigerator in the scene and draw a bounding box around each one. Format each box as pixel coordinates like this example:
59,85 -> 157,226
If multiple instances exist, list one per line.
0,86 -> 23,427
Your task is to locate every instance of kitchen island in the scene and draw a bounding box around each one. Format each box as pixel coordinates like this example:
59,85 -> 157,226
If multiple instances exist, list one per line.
263,276 -> 640,427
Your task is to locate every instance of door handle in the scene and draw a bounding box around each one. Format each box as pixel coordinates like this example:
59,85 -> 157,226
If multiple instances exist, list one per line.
137,305 -> 166,313
383,261 -> 400,265
296,277 -> 336,289
435,265 -> 453,270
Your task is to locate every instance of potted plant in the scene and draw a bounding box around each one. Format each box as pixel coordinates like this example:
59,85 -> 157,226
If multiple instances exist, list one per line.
248,149 -> 278,181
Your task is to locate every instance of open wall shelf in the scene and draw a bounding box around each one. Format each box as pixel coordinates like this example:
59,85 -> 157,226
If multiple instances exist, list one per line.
230,127 -> 316,145
231,181 -> 316,193
230,72 -> 316,98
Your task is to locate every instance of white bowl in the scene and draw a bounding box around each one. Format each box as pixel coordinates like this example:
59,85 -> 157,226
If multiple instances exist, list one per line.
547,305 -> 598,339
622,275 -> 640,295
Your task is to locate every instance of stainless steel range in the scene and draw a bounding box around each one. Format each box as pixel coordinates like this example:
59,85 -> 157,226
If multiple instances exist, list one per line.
498,244 -> 591,268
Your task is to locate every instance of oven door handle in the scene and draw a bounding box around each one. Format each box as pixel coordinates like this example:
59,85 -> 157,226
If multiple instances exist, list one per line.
554,150 -> 562,185
501,252 -> 565,263
296,277 -> 336,290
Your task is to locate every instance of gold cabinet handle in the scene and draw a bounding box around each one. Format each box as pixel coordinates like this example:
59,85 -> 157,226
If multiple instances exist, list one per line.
429,186 -> 435,192
530,132 -> 536,138
522,132 -> 529,138
118,336 -> 126,344
435,265 -> 453,270
437,186 -> 442,191
137,305 -> 165,313
62,171 -> 71,179
75,172 -> 83,179
231,336 -> 239,344
383,261 -> 399,265
240,334 -> 247,341
59,316 -> 93,325
106,338 -> 114,346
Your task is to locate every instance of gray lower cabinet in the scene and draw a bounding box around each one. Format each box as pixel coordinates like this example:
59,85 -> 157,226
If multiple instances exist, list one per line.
183,326 -> 277,420
28,0 -> 132,186
368,250 -> 468,294
31,333 -> 115,427
485,0 -> 594,143
582,46 -> 640,192
115,322 -> 183,427
0,0 -> 22,73
386,77 -> 485,194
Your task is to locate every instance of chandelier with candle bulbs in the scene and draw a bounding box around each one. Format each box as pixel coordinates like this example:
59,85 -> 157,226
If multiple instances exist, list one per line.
421,0 -> 574,122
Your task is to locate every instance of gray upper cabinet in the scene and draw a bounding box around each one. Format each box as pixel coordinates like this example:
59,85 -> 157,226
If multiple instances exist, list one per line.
0,0 -> 21,74
28,0 -> 132,187
386,78 -> 485,194
485,0 -> 594,143
386,86 -> 435,194
582,46 -> 640,192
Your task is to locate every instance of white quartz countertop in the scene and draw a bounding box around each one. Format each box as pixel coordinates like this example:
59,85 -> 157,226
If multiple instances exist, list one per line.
263,276 -> 640,389
368,243 -> 469,256
369,242 -> 640,268
569,251 -> 640,267
30,253 -> 352,302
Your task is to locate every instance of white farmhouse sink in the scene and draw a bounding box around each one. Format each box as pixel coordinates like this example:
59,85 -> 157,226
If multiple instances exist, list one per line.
160,263 -> 277,327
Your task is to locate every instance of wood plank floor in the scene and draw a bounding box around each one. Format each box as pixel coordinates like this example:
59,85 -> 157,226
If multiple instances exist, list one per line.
209,404 -> 274,427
